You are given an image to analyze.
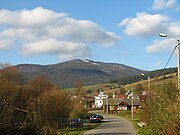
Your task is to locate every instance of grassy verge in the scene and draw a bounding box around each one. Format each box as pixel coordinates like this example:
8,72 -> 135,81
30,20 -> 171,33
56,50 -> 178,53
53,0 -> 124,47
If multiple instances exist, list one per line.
58,122 -> 100,135
117,110 -> 152,135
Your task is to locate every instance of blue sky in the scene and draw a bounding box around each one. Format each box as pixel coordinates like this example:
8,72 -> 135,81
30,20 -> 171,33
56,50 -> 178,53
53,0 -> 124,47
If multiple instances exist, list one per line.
0,0 -> 179,70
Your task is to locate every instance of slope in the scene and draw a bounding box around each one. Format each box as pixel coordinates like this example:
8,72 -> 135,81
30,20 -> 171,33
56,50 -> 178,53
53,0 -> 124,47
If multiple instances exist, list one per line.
15,59 -> 145,88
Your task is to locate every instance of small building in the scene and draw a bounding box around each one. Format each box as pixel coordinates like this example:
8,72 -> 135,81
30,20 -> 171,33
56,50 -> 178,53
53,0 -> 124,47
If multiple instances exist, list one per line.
103,98 -> 121,113
119,98 -> 141,110
103,97 -> 141,113
94,91 -> 108,108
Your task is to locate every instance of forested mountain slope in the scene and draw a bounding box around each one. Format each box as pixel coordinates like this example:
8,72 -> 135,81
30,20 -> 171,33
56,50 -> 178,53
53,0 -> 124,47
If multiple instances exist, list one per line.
15,59 -> 145,88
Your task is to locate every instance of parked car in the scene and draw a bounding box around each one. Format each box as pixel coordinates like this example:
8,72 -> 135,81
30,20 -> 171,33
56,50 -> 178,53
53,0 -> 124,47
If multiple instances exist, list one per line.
90,114 -> 104,123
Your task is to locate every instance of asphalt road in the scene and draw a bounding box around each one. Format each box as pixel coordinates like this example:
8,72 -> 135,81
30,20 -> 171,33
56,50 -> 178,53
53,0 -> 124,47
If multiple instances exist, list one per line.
82,114 -> 136,135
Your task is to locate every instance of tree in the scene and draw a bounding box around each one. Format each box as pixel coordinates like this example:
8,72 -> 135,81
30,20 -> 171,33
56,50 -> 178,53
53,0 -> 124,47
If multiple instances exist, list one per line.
114,86 -> 126,95
41,90 -> 73,127
69,101 -> 88,119
24,75 -> 54,127
149,81 -> 180,135
135,83 -> 144,94
74,81 -> 84,97
0,64 -> 22,133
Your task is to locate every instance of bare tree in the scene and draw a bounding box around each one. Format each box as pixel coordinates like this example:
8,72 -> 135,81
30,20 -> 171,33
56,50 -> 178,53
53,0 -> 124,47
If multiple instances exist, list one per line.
41,90 -> 73,127
0,64 -> 20,128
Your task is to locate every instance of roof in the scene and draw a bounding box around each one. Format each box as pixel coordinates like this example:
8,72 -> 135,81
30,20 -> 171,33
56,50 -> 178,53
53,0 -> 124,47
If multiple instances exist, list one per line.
115,95 -> 126,98
103,98 -> 141,106
121,98 -> 141,106
103,98 -> 122,106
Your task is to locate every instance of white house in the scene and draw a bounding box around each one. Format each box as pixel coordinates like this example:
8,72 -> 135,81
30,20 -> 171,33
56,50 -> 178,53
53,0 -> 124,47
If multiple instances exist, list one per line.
94,91 -> 108,108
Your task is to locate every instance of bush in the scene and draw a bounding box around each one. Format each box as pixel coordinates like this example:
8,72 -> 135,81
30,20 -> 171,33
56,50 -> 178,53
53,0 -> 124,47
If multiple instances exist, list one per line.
0,124 -> 42,135
148,81 -> 180,135
69,102 -> 88,119
41,90 -> 73,127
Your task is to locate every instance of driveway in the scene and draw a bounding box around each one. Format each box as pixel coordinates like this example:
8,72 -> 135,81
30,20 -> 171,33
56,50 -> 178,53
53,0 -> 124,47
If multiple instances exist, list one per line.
82,114 -> 136,135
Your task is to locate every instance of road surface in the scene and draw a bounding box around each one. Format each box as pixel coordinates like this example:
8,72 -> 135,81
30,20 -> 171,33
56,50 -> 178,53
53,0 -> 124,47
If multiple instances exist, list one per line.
82,114 -> 136,135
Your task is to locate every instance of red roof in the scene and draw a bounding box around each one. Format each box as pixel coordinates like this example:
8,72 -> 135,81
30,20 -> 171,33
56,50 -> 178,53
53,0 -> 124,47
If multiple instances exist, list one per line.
115,95 -> 126,98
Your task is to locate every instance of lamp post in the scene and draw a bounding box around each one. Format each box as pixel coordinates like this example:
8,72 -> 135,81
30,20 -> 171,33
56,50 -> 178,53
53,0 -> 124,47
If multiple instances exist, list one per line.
125,85 -> 134,117
131,89 -> 134,118
159,33 -> 180,90
106,94 -> 109,114
140,74 -> 150,93
141,73 -> 150,102
159,33 -> 180,116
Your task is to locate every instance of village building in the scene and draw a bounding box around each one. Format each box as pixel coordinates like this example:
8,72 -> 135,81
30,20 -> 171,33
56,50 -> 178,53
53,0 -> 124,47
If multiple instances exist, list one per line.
94,91 -> 108,108
103,93 -> 141,113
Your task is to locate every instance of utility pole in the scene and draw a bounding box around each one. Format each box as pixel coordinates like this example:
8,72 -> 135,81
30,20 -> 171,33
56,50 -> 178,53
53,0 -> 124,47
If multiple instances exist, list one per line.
177,39 -> 180,117
177,40 -> 180,117
131,89 -> 134,118
159,33 -> 180,116
106,94 -> 109,114
147,76 -> 151,103
177,40 -> 180,90
159,33 -> 180,89
141,73 -> 151,104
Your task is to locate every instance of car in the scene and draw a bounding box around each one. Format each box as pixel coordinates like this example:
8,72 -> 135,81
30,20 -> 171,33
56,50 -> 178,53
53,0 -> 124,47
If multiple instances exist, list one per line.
90,114 -> 104,123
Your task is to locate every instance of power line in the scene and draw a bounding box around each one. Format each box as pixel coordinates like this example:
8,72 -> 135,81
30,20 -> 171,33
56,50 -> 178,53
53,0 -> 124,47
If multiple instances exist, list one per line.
141,45 -> 177,87
155,45 -> 177,80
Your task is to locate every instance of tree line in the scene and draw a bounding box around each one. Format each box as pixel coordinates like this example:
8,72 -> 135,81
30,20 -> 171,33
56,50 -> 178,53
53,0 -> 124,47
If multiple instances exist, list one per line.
110,67 -> 177,85
0,64 -> 87,135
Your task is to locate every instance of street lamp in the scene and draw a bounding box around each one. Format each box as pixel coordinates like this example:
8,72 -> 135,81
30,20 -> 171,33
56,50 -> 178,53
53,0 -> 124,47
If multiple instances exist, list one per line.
159,33 -> 180,116
159,33 -> 180,90
106,94 -> 109,114
141,73 -> 150,102
131,89 -> 134,118
125,85 -> 134,117
140,73 -> 150,92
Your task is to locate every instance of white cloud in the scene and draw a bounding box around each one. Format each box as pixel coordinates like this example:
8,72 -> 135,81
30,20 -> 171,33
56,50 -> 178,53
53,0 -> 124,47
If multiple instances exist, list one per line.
118,18 -> 131,26
152,0 -> 176,10
21,39 -> 91,61
0,37 -> 15,50
46,18 -> 121,47
146,38 -> 177,53
118,12 -> 169,37
119,12 -> 180,39
145,21 -> 180,54
0,7 -> 66,27
0,7 -> 120,61
167,22 -> 180,38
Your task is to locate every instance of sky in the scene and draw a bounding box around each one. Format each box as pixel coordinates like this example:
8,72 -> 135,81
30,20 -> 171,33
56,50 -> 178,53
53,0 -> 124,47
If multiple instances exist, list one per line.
0,0 -> 180,71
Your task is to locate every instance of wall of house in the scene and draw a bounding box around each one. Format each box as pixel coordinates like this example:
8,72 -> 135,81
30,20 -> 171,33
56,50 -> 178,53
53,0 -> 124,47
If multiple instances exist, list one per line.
94,91 -> 107,108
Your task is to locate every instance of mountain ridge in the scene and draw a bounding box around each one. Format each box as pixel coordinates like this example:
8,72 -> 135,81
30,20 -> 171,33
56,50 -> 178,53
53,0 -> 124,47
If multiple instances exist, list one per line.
14,59 -> 146,88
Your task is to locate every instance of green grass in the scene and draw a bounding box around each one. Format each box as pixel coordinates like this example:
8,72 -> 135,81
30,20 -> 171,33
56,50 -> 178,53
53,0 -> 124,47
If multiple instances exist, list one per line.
117,110 -> 152,135
58,122 -> 100,135
63,83 -> 120,95
138,127 -> 153,135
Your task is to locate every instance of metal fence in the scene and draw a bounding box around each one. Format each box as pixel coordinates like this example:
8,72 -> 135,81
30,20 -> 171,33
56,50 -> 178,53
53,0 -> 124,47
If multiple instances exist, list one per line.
59,118 -> 84,129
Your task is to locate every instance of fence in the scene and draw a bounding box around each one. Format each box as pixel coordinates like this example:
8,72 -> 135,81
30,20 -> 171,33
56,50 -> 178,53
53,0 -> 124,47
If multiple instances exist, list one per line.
59,118 -> 84,129
0,118 -> 86,129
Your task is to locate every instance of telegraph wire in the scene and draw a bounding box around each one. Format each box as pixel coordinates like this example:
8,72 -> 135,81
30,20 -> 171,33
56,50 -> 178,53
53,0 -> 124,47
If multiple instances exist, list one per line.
155,45 -> 177,79
142,45 -> 177,87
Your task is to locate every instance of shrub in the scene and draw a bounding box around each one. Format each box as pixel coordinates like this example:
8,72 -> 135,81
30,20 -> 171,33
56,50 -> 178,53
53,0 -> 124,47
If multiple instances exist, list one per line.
149,81 -> 180,135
